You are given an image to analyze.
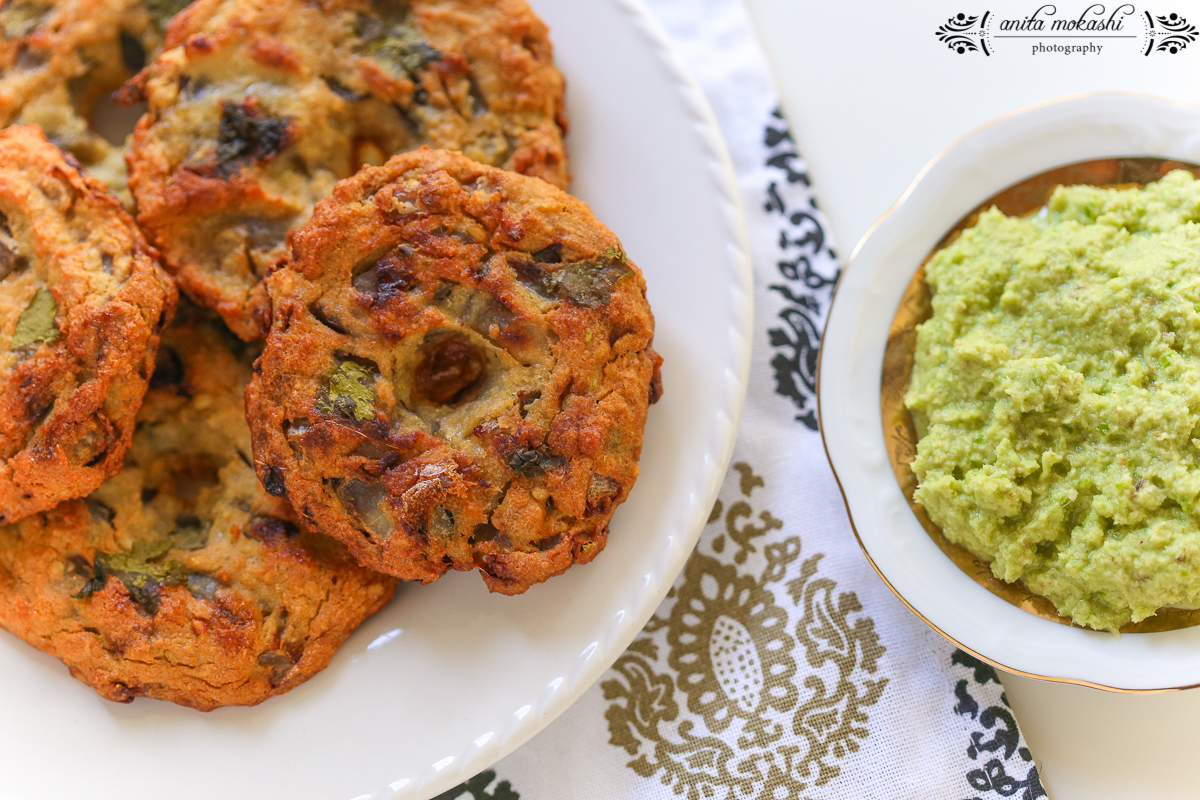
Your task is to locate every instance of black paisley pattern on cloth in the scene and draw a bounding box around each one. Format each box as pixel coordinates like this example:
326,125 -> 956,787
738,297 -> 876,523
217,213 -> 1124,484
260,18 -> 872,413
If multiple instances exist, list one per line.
437,0 -> 1046,797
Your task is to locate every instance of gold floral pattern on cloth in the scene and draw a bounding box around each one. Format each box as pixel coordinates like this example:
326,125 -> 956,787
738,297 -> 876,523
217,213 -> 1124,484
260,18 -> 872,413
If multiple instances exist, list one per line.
603,463 -> 888,798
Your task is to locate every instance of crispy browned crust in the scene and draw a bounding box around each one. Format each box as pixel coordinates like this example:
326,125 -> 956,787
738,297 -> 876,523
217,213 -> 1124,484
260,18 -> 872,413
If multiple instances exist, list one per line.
246,148 -> 660,595
0,126 -> 176,524
127,0 -> 568,340
0,0 -> 186,201
0,310 -> 397,710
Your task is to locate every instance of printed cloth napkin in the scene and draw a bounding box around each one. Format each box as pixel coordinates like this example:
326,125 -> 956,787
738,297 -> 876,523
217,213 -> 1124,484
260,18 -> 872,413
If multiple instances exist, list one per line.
436,1 -> 1046,799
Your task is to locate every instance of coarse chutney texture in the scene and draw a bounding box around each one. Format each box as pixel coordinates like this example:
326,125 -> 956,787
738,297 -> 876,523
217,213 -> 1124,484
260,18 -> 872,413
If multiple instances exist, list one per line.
907,169 -> 1200,632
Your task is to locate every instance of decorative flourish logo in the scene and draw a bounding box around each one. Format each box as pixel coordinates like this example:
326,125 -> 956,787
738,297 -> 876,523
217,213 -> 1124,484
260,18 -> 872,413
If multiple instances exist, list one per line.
936,12 -> 992,54
1145,11 -> 1198,53
602,463 -> 888,798
934,6 -> 1196,56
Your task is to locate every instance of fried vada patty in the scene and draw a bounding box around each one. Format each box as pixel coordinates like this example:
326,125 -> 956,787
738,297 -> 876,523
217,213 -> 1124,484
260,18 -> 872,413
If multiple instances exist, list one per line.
126,0 -> 568,340
0,0 -> 191,203
0,126 -> 175,524
0,309 -> 397,710
246,149 -> 661,595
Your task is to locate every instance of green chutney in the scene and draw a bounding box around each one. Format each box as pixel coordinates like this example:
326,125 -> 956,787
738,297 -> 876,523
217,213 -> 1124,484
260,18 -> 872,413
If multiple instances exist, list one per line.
907,170 -> 1200,632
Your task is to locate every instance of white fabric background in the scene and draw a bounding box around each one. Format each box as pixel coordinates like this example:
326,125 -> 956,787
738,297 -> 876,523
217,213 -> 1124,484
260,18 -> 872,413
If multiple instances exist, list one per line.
436,2 -> 1044,799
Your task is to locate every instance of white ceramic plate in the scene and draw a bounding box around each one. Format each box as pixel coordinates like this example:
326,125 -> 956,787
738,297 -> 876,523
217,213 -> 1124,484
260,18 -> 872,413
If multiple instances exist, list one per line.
819,92 -> 1200,693
0,1 -> 752,796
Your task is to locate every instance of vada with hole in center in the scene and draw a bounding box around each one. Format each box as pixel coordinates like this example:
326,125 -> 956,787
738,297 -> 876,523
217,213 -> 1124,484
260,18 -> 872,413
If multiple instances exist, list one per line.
245,148 -> 662,594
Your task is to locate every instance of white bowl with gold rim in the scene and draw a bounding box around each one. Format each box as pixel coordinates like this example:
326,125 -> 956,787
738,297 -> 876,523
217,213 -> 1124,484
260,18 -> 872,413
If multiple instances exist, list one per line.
819,92 -> 1200,692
